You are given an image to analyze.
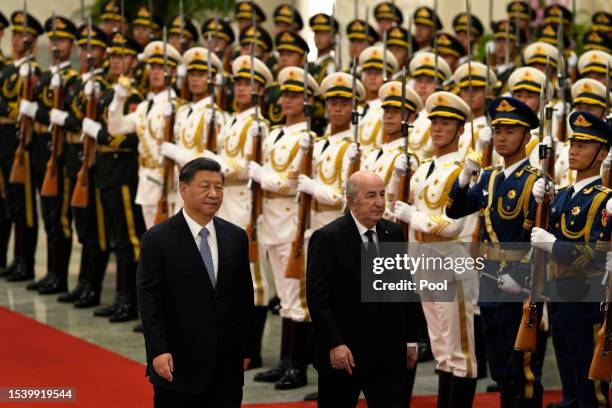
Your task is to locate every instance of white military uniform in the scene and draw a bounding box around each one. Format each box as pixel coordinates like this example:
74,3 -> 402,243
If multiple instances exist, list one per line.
359,98 -> 384,154
409,109 -> 434,161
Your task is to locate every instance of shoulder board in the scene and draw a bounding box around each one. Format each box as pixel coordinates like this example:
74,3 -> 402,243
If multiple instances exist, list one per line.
595,185 -> 612,195
308,130 -> 318,138
270,124 -> 283,131
483,165 -> 502,171
525,166 -> 541,176
454,161 -> 464,168
342,136 -> 353,143
315,135 -> 328,143
422,158 -> 433,164
172,97 -> 187,108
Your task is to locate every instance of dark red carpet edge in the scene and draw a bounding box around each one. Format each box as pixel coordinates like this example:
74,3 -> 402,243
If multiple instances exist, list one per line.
0,306 -> 582,407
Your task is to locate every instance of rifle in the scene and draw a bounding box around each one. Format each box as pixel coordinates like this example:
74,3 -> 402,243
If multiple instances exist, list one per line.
178,0 -> 189,100
397,67 -> 414,239
284,61 -> 313,280
407,16 -> 413,65
603,61 -> 611,187
246,4 -> 262,264
503,21 -> 510,69
514,94 -> 553,352
481,50 -> 493,168
589,269 -> 612,381
206,33 -> 218,153
544,58 -> 556,180
382,28 -> 389,83
433,0 -> 440,88
41,11 -> 63,197
148,0 -> 154,41
71,16 -> 96,208
9,2 -> 33,185
153,27 -> 175,225
348,57 -> 361,176
466,0 -> 475,150
556,19 -> 568,143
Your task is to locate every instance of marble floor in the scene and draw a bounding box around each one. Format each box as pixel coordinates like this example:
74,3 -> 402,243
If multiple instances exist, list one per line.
0,239 -> 563,404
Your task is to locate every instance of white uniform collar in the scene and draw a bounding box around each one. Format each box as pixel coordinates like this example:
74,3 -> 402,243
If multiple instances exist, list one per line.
572,175 -> 600,196
503,157 -> 528,178
432,151 -> 460,168
284,121 -> 307,132
192,95 -> 214,110
152,88 -> 177,104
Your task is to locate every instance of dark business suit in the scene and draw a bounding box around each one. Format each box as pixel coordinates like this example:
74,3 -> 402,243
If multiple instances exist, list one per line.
137,212 -> 253,408
306,212 -> 418,408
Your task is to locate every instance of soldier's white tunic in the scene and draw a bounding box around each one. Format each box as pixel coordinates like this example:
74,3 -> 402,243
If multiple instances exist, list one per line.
358,98 -> 384,155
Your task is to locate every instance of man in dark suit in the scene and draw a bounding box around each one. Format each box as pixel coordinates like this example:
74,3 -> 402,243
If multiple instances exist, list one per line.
137,158 -> 253,408
306,170 -> 419,407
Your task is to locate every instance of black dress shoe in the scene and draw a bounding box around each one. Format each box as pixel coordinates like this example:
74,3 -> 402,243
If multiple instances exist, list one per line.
303,392 -> 318,401
253,359 -> 288,382
94,297 -> 122,317
109,303 -> 138,323
73,289 -> 101,308
27,275 -> 51,291
246,355 -> 262,370
58,284 -> 86,303
486,382 -> 503,392
0,260 -> 17,278
545,403 -> 563,408
38,279 -> 68,295
6,262 -> 33,282
133,324 -> 143,333
275,366 -> 307,390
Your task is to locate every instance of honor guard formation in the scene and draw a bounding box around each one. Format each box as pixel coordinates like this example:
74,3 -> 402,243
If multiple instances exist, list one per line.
1,1 -> 612,406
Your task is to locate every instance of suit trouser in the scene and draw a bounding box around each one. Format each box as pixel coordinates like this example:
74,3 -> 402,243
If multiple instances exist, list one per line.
1,147 -> 38,273
552,323 -> 609,407
99,183 -> 145,303
153,386 -> 242,408
481,303 -> 543,406
265,242 -> 309,322
317,367 -> 412,408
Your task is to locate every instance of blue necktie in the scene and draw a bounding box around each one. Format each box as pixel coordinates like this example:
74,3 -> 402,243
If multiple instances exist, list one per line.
198,227 -> 216,288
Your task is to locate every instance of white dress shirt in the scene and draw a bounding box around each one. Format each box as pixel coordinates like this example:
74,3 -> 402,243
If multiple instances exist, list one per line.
570,175 -> 600,198
183,209 -> 219,279
502,157 -> 529,179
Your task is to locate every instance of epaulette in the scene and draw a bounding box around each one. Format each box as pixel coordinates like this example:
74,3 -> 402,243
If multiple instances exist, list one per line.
308,130 -> 318,138
270,124 -> 283,131
315,135 -> 328,143
422,158 -> 433,164
595,185 -> 612,195
483,165 -> 502,171
455,161 -> 464,168
525,165 -> 542,176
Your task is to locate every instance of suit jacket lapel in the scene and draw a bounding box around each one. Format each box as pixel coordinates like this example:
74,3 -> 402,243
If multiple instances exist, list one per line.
340,212 -> 364,262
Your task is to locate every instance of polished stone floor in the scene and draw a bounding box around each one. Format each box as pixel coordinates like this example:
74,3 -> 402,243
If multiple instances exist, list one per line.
0,238 -> 563,403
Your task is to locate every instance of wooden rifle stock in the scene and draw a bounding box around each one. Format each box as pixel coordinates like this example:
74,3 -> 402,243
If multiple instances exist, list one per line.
71,91 -> 96,208
397,164 -> 412,240
41,81 -> 64,197
284,139 -> 313,279
515,194 -> 550,351
206,109 -> 218,153
153,111 -> 175,225
9,66 -> 33,185
246,124 -> 263,263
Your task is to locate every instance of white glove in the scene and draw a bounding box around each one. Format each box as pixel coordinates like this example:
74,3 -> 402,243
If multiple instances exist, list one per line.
477,126 -> 492,150
160,102 -> 173,118
393,154 -> 408,177
458,156 -> 481,188
50,109 -> 68,127
606,197 -> 612,216
204,109 -> 222,125
215,73 -> 224,87
606,252 -> 612,273
297,175 -> 316,196
531,227 -> 556,253
344,143 -> 359,163
84,80 -> 95,97
177,64 -> 187,80
299,132 -> 311,151
82,118 -> 101,140
19,63 -> 30,78
499,274 -> 522,294
248,161 -> 263,184
602,151 -> 612,177
113,82 -> 129,100
394,200 -> 416,224
567,53 -> 578,71
19,100 -> 38,119
49,73 -> 61,90
247,122 -> 264,139
160,142 -> 180,161
532,178 -> 555,204
552,101 -> 570,121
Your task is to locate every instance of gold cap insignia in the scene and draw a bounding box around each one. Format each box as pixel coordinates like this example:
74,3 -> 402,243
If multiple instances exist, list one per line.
279,5 -> 292,16
280,31 -> 294,42
417,8 -> 430,18
137,7 -> 150,17
314,14 -> 327,24
352,21 -> 364,31
496,100 -> 516,112
433,95 -> 448,106
543,25 -> 555,36
573,114 -> 592,127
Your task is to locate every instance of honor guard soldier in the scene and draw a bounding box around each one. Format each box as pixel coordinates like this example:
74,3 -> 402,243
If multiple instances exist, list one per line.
131,4 -> 163,48
249,67 -> 320,390
433,32 -> 466,75
446,97 -> 544,407
394,90 -> 478,408
386,25 -> 411,74
99,0 -> 126,36
412,6 -> 443,53
578,50 -> 612,88
80,33 -> 146,318
453,62 -> 498,158
239,24 -> 273,62
19,15 -> 79,294
0,12 -> 8,68
235,0 -> 266,32
168,15 -> 197,53
362,80 -> 422,219
264,30 -> 309,129
107,40 -> 182,229
408,52 -> 452,162
582,30 -> 612,54
346,19 -> 379,66
201,18 -> 235,112
49,23 -> 111,310
531,111 -> 612,408
0,11 -> 43,282
506,1 -> 534,39
453,12 -> 484,65
374,2 -> 403,39
297,72 -> 363,230
358,45 -> 398,154
159,47 -> 228,208
591,11 -> 612,34
308,13 -> 339,84
272,4 -> 303,36
491,20 -> 522,94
